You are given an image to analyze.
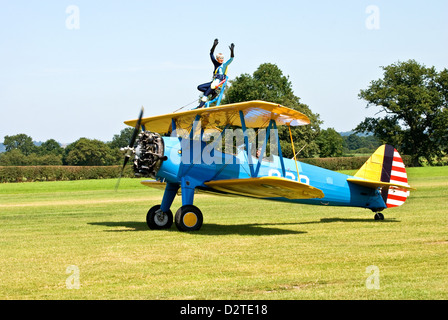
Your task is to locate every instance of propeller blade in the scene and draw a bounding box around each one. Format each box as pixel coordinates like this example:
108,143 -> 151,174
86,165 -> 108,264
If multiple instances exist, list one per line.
115,107 -> 144,191
115,151 -> 130,191
114,173 -> 123,192
129,107 -> 144,148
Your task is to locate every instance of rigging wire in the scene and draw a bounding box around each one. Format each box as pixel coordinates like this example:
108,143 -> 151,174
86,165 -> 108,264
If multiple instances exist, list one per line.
172,98 -> 199,113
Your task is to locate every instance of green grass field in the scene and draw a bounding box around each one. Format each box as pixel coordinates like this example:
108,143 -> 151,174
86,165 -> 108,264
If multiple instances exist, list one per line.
1,167 -> 447,300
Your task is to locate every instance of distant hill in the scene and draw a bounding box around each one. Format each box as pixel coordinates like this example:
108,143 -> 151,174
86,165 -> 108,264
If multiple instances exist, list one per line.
0,143 -> 5,153
339,131 -> 373,137
339,131 -> 355,137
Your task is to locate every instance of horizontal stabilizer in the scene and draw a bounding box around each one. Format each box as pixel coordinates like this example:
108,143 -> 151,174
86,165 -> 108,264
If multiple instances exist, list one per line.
347,177 -> 414,191
205,176 -> 324,200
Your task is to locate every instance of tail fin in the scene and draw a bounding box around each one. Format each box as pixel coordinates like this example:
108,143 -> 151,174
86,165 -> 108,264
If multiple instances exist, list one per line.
353,144 -> 411,208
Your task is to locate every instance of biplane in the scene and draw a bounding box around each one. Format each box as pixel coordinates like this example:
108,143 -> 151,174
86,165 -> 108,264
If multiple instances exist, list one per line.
120,100 -> 414,232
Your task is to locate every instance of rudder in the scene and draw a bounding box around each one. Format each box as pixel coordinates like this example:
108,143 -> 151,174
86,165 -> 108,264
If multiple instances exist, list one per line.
354,144 -> 410,208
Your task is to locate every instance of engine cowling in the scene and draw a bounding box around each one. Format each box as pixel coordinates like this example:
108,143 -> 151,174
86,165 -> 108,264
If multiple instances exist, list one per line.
133,131 -> 166,178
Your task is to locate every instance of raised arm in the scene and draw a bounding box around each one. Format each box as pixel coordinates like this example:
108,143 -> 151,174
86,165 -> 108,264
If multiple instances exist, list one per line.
211,39 -> 219,54
222,43 -> 235,71
210,39 -> 219,63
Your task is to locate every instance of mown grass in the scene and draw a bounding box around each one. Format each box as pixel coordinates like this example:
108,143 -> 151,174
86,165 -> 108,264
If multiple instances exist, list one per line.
0,167 -> 447,300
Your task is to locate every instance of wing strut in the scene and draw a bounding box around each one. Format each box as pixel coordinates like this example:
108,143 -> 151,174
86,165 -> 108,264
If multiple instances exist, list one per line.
171,118 -> 176,133
239,110 -> 255,177
288,125 -> 300,181
272,121 -> 286,178
254,119 -> 274,177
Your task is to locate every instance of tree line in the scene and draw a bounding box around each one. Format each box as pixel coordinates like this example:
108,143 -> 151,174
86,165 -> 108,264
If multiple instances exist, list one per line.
0,129 -> 378,167
0,129 -> 134,166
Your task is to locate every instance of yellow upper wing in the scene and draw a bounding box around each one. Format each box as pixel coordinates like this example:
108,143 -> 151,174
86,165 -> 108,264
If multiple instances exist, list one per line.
124,100 -> 310,134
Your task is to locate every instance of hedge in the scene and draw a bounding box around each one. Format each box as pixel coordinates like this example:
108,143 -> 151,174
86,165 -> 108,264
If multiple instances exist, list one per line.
298,156 -> 370,171
0,166 -> 134,183
0,155 -> 413,183
299,154 -> 413,171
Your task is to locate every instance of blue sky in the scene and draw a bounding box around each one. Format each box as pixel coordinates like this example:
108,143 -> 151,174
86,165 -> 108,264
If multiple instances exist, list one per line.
1,0 -> 447,143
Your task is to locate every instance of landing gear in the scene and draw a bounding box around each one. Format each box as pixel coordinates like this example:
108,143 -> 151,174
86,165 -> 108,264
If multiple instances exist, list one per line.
146,205 -> 173,230
175,205 -> 203,232
146,204 -> 204,231
374,212 -> 384,221
147,181 -> 204,232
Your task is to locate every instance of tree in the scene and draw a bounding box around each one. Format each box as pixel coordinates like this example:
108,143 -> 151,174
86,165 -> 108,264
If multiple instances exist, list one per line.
343,134 -> 380,154
26,153 -> 63,165
222,63 -> 322,158
108,127 -> 134,149
0,135 -> 64,165
64,138 -> 121,166
38,139 -> 64,156
343,134 -> 362,151
356,60 -> 448,166
0,149 -> 29,166
316,128 -> 344,158
3,134 -> 36,155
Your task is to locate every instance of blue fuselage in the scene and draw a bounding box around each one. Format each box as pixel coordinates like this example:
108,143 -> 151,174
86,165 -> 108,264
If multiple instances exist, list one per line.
154,137 -> 386,211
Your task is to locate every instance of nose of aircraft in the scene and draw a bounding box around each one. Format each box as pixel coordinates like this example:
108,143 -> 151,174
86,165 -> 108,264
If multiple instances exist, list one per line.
133,131 -> 167,178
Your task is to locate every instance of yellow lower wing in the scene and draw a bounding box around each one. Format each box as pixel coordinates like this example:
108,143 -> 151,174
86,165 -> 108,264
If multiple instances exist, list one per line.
140,180 -> 237,197
141,177 -> 325,199
205,177 -> 324,200
140,180 -> 168,190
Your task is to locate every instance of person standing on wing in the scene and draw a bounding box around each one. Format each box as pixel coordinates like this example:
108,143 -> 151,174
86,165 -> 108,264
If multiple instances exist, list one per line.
196,39 -> 234,108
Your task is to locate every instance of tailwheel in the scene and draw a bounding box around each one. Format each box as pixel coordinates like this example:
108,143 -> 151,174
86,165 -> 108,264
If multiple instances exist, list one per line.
175,205 -> 203,232
374,212 -> 384,221
146,205 -> 173,230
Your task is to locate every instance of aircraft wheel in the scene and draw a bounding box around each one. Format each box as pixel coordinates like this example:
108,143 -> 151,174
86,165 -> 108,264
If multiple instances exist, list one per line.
175,205 -> 203,232
146,205 -> 173,230
374,212 -> 384,221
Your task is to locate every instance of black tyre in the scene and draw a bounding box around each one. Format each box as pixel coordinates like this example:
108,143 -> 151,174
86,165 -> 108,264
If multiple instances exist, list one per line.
146,205 -> 173,230
374,212 -> 384,221
175,205 -> 203,232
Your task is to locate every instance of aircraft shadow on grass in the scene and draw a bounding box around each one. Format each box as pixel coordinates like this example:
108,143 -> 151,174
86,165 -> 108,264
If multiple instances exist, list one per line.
88,221 -> 305,236
298,217 -> 401,225
88,217 -> 399,236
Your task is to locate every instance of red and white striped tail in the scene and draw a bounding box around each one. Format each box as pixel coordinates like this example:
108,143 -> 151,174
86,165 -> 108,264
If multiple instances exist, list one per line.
386,149 -> 410,208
